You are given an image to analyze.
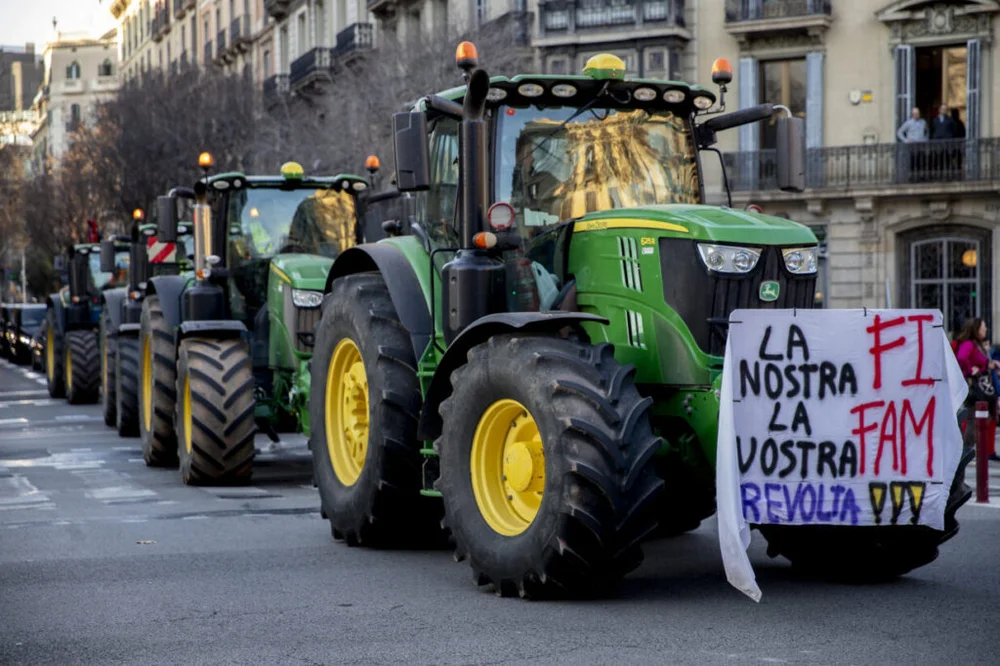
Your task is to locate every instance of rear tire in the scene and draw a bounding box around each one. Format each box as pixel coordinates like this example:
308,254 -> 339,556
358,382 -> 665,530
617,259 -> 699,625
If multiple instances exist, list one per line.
139,296 -> 178,467
45,310 -> 64,399
65,329 -> 100,405
175,337 -> 256,485
115,335 -> 140,437
309,273 -> 441,547
437,336 -> 663,599
101,313 -> 117,427
758,448 -> 975,580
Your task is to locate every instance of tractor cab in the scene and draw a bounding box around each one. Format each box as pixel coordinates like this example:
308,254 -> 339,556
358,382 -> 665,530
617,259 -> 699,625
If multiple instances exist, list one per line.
62,241 -> 131,323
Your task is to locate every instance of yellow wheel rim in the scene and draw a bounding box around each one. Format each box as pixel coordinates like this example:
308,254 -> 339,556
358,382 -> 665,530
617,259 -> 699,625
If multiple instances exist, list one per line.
142,335 -> 153,432
46,327 -> 54,381
65,346 -> 73,392
470,399 -> 545,537
182,373 -> 192,455
325,338 -> 369,486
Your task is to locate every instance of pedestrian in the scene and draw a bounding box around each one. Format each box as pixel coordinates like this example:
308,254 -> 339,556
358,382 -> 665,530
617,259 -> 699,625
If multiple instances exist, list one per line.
951,108 -> 966,139
896,107 -> 928,182
932,104 -> 957,139
951,107 -> 966,176
956,317 -> 1000,461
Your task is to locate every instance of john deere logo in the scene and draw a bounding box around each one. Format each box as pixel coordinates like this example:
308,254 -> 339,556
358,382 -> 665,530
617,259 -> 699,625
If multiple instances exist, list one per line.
759,281 -> 780,302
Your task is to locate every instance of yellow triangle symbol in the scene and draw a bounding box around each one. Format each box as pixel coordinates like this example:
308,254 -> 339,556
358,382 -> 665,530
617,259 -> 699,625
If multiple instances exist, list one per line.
891,483 -> 904,512
909,484 -> 924,511
871,485 -> 885,513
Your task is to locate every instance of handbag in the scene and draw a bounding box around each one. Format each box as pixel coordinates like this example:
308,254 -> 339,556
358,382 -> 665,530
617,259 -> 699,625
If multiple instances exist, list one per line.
966,371 -> 997,416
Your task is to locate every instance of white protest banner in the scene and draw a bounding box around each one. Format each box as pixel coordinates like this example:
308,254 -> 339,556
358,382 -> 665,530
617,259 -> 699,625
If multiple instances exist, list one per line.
716,309 -> 968,602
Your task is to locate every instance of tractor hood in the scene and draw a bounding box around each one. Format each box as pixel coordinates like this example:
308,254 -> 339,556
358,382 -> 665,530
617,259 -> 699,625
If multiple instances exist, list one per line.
574,204 -> 818,246
269,254 -> 333,291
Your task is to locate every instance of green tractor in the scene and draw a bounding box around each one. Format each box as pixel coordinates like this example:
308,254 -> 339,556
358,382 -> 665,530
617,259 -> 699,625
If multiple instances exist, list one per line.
140,156 -> 378,484
99,198 -> 194,436
44,238 -> 131,404
309,46 -> 967,598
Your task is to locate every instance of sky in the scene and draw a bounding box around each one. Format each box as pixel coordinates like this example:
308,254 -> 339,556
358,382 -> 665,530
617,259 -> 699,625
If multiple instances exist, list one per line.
0,0 -> 116,53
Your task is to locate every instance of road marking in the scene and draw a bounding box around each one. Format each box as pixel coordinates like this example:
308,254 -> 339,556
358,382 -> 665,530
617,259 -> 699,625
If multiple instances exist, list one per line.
0,390 -> 48,398
0,418 -> 28,425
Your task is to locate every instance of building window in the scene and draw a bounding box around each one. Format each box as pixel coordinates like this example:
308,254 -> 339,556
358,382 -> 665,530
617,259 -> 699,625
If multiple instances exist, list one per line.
99,59 -> 113,77
476,0 -> 488,28
644,49 -> 666,78
297,12 -> 308,54
263,49 -> 272,78
547,56 -> 570,75
66,61 -> 81,79
759,58 -> 807,151
899,226 -> 992,336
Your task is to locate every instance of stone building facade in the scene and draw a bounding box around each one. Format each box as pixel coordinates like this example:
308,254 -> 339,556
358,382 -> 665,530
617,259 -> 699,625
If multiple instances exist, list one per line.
697,0 -> 1000,334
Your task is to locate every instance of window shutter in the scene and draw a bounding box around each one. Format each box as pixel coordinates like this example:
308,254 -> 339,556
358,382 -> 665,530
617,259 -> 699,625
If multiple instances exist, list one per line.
893,44 -> 914,140
805,52 -> 824,149
966,38 -> 981,179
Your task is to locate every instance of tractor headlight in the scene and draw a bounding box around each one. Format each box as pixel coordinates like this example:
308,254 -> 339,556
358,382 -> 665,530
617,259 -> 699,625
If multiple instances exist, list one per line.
697,243 -> 761,274
782,247 -> 818,275
291,289 -> 323,308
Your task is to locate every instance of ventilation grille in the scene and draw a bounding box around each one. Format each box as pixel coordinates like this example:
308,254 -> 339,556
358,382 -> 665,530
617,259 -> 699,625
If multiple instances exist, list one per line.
617,236 -> 643,292
625,310 -> 646,349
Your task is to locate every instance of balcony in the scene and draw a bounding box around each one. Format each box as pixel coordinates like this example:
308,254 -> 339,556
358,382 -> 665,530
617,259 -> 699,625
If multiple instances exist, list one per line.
539,0 -> 687,42
332,23 -> 373,59
154,8 -> 170,41
724,139 -> 1000,198
289,47 -> 333,89
367,0 -> 394,14
173,0 -> 187,19
230,16 -> 252,54
263,74 -> 290,105
265,0 -> 292,19
217,30 -> 231,63
724,0 -> 832,43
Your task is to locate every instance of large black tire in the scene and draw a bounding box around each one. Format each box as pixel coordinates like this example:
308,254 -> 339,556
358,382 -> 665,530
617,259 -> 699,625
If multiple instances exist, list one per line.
175,337 -> 256,485
45,310 -> 65,399
309,273 -> 441,547
436,336 -> 664,599
758,447 -> 975,580
65,329 -> 100,404
139,296 -> 178,467
115,335 -> 140,437
100,313 -> 117,427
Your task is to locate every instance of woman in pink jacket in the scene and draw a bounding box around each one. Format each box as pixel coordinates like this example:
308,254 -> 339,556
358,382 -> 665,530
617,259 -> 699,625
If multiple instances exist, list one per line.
956,317 -> 1000,460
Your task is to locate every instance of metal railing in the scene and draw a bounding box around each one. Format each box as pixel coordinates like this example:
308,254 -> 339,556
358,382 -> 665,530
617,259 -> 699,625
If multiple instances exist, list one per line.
289,47 -> 333,86
725,0 -> 831,23
541,0 -> 685,33
333,23 -> 374,58
724,138 -> 1000,192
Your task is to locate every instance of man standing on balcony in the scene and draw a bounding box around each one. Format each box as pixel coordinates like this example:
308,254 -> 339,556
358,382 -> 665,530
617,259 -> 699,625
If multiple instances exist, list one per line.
931,105 -> 958,178
897,107 -> 928,183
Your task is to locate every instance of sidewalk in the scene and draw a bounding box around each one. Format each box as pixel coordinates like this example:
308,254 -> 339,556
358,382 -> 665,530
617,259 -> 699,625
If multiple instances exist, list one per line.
963,428 -> 1000,507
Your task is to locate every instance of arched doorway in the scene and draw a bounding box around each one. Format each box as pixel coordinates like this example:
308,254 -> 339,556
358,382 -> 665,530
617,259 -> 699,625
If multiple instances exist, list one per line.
897,224 -> 992,335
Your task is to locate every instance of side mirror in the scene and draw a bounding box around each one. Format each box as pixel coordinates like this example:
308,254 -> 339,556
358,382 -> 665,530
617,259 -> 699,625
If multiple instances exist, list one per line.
156,195 -> 178,242
99,239 -> 116,273
392,111 -> 430,191
775,115 -> 806,192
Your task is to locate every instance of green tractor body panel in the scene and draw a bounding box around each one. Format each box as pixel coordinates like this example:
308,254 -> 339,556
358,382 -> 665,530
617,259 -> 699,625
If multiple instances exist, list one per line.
266,253 -> 332,370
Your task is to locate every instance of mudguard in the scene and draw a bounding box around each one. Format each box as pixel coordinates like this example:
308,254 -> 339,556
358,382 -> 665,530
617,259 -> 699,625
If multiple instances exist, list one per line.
326,244 -> 432,362
102,288 -> 127,334
46,295 -> 65,335
178,320 -> 246,340
147,275 -> 189,332
416,311 -> 609,441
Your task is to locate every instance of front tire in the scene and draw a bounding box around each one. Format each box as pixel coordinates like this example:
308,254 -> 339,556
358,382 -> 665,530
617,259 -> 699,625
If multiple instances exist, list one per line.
45,311 -> 64,399
65,329 -> 100,405
101,313 -> 117,426
139,296 -> 178,467
309,273 -> 440,547
175,337 -> 256,485
115,335 -> 140,437
758,448 -> 975,579
436,336 -> 663,599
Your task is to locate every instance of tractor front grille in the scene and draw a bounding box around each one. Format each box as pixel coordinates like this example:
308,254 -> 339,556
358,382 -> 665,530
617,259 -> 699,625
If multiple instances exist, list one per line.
659,238 -> 816,356
294,305 -> 320,353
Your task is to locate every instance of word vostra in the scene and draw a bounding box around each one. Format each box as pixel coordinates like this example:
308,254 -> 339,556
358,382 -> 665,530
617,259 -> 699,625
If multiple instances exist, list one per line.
716,309 -> 967,601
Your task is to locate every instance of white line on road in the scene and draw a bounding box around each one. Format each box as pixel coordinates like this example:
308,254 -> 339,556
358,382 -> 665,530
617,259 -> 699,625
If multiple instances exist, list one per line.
0,418 -> 28,425
0,390 -> 48,398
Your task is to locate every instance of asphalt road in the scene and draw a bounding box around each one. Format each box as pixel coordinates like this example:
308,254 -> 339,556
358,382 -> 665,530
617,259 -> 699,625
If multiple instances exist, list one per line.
1,357 -> 999,666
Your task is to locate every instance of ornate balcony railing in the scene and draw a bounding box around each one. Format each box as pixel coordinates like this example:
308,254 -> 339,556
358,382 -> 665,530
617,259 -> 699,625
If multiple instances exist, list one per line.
541,0 -> 685,34
332,23 -> 374,58
724,0 -> 831,23
265,0 -> 292,19
289,47 -> 333,87
724,138 -> 1000,193
263,74 -> 291,100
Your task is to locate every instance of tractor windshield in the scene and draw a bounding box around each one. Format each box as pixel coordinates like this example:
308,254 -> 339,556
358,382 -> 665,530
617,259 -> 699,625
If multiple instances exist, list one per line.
495,105 -> 700,231
229,186 -> 358,260
87,251 -> 130,292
